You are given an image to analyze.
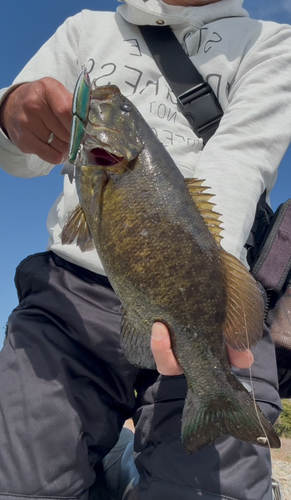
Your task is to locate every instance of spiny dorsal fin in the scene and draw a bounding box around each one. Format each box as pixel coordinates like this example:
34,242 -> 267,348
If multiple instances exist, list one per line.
61,204 -> 95,252
221,249 -> 265,350
185,178 -> 223,245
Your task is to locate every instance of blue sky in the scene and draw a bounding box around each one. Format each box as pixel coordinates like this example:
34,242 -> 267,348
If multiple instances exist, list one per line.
0,0 -> 291,345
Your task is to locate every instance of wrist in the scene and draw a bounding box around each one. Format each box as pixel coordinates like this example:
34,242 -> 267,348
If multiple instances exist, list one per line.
0,99 -> 10,139
0,83 -> 28,140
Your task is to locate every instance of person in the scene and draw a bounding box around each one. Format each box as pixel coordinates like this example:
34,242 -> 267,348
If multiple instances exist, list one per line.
0,0 -> 290,499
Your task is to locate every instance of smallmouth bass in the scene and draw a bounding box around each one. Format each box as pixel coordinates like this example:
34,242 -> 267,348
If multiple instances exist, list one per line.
62,68 -> 280,453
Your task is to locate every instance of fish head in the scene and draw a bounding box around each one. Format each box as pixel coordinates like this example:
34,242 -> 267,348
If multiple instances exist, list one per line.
75,85 -> 144,174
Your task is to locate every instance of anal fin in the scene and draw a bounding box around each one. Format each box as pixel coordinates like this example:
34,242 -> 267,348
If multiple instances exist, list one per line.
121,312 -> 156,370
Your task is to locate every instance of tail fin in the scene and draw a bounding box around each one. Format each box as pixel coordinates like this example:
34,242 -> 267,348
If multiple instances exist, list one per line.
182,387 -> 280,454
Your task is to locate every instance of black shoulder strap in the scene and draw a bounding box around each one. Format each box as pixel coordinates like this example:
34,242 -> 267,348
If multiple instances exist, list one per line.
139,24 -> 272,259
139,24 -> 223,144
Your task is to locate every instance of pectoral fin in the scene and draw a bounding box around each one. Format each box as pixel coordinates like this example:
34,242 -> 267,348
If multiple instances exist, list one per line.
61,204 -> 95,252
221,249 -> 265,350
60,162 -> 75,184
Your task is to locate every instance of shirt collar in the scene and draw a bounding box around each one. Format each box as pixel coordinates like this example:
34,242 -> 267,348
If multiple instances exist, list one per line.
117,0 -> 249,31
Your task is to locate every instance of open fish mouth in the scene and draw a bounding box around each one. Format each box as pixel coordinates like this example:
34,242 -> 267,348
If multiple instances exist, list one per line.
86,147 -> 124,167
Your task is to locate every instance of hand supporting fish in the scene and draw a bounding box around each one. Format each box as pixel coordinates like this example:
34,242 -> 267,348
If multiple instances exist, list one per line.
151,322 -> 254,375
61,66 -> 280,454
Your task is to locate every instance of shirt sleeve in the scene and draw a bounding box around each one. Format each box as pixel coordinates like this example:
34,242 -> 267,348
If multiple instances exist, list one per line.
0,12 -> 83,178
194,23 -> 291,263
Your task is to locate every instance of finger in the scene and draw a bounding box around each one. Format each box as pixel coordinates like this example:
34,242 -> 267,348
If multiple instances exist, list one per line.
43,129 -> 70,157
38,117 -> 70,147
227,345 -> 254,369
151,322 -> 183,376
39,140 -> 69,165
20,128 -> 68,165
43,78 -> 73,135
29,80 -> 72,144
20,115 -> 70,157
39,113 -> 71,146
23,104 -> 71,147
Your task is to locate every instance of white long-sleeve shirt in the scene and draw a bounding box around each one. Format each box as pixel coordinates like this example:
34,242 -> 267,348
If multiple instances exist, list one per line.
1,0 -> 291,274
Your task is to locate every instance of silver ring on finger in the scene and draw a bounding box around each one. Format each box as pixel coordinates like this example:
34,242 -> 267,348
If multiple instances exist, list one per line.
47,132 -> 55,145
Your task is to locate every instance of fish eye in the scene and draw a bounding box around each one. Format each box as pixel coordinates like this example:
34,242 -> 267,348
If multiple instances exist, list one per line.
120,102 -> 132,113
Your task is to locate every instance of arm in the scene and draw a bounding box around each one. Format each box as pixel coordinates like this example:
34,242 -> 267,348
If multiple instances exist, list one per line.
195,24 -> 291,263
0,13 -> 83,178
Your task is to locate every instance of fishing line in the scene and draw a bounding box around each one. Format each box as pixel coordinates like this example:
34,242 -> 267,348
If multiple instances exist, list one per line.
240,285 -> 271,449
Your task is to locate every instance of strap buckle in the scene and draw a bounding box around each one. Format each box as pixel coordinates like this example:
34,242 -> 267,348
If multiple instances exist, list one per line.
177,82 -> 223,144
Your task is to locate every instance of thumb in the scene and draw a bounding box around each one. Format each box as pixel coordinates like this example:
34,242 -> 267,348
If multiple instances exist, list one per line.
151,322 -> 183,376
